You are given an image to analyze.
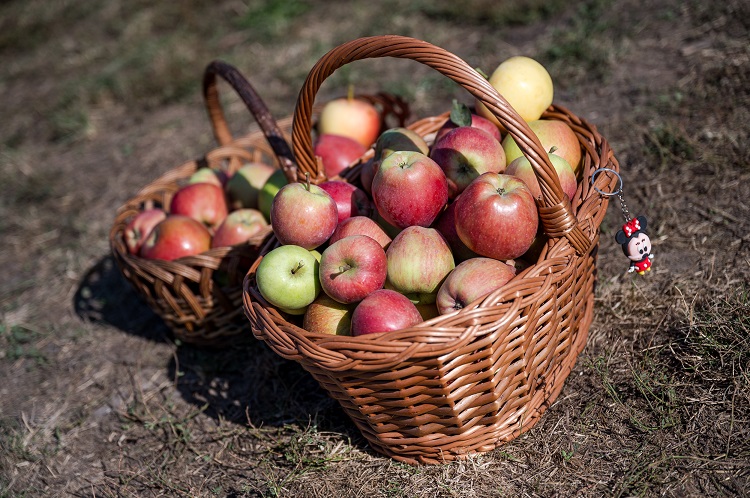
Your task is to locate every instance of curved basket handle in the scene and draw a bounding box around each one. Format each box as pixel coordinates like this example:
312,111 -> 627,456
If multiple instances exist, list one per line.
203,60 -> 297,183
292,35 -> 591,255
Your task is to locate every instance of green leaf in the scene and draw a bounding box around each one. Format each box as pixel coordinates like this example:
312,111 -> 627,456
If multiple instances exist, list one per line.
449,99 -> 472,127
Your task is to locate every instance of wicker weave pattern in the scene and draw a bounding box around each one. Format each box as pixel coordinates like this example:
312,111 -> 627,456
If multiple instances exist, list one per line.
242,36 -> 620,463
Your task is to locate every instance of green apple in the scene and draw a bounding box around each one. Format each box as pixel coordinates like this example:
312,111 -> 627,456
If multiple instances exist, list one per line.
502,119 -> 581,173
257,168 -> 288,221
226,162 -> 276,210
255,245 -> 321,311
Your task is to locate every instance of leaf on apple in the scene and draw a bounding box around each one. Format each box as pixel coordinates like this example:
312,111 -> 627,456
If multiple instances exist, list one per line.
450,99 -> 472,128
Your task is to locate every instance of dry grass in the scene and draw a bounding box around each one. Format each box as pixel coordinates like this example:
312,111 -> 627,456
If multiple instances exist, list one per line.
1,0 -> 749,496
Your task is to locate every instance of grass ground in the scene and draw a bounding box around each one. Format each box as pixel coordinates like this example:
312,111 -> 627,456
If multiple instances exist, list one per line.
1,0 -> 748,496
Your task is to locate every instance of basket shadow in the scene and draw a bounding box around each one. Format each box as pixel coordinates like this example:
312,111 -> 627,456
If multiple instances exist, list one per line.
73,254 -> 171,343
168,339 -> 371,451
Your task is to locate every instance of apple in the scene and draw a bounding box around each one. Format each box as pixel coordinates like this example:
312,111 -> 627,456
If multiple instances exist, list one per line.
476,56 -> 554,125
502,119 -> 581,173
211,208 -> 268,248
436,257 -> 517,315
257,168 -> 288,221
124,208 -> 167,255
374,127 -> 430,160
429,126 -> 507,198
319,235 -> 387,304
431,197 -> 478,263
226,162 -> 276,210
314,134 -> 368,178
329,216 -> 392,249
139,215 -> 212,261
371,151 -> 449,229
350,289 -> 423,336
270,180 -> 338,250
386,226 -> 455,305
169,182 -> 228,231
434,100 -> 502,143
505,151 -> 578,201
303,293 -> 353,335
318,96 -> 380,148
255,244 -> 321,311
187,167 -> 228,188
318,180 -> 374,223
455,173 -> 539,261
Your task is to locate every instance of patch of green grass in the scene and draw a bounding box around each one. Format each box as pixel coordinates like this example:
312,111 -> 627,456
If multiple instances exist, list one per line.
236,0 -> 312,40
412,0 -> 568,27
0,324 -> 47,366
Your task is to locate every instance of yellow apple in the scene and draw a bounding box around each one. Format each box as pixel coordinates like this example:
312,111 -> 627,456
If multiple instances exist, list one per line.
502,119 -> 582,173
476,56 -> 554,125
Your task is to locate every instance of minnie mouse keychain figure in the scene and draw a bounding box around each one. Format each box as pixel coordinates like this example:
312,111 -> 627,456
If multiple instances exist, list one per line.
592,168 -> 654,275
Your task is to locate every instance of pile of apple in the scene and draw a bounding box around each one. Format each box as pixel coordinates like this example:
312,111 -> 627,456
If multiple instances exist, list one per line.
254,55 -> 584,337
123,159 -> 290,261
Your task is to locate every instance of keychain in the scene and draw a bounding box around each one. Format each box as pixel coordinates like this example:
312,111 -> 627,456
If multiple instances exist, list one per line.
591,168 -> 654,275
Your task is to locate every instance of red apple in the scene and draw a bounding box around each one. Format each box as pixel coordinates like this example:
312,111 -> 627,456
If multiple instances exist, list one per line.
350,289 -> 423,336
303,293 -> 354,335
431,197 -> 478,263
187,168 -> 228,188
329,216 -> 392,249
318,96 -> 380,148
226,162 -> 276,210
124,208 -> 167,255
505,152 -> 578,202
318,180 -> 374,223
455,173 -> 539,261
139,215 -> 212,261
270,181 -> 338,250
314,134 -> 368,178
319,235 -> 387,304
169,182 -> 228,231
436,257 -> 517,315
430,126 -> 507,198
211,208 -> 268,248
502,119 -> 582,173
386,226 -> 455,305
371,150 -> 449,229
434,112 -> 502,143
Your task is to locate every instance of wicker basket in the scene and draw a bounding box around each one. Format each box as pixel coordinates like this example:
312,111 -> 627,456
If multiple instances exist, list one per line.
242,35 -> 620,463
110,60 -> 411,347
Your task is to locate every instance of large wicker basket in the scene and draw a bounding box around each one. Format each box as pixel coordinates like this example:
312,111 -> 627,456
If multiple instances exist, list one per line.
242,35 -> 620,463
110,60 -> 410,347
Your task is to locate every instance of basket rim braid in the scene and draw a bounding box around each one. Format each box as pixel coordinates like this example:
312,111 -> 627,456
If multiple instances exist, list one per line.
242,35 -> 620,463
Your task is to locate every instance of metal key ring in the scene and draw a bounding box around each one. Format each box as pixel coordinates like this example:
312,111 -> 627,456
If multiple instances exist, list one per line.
591,168 -> 623,197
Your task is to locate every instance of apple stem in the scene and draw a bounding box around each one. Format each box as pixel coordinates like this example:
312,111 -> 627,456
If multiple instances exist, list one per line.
549,146 -> 558,154
291,260 -> 305,274
347,84 -> 354,101
305,171 -> 311,191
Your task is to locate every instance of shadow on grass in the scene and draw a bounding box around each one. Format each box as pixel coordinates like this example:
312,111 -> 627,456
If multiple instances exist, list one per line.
167,339 -> 372,451
72,254 -> 171,343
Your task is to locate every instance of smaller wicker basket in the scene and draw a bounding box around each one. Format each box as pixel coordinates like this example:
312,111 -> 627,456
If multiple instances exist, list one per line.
110,61 -> 410,347
243,35 -> 621,463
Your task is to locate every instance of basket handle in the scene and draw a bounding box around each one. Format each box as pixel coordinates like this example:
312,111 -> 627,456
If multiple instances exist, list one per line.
291,35 -> 591,255
203,60 -> 298,183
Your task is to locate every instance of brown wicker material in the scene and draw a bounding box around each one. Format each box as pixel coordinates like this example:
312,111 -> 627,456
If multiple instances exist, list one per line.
242,35 -> 621,463
110,60 -> 411,347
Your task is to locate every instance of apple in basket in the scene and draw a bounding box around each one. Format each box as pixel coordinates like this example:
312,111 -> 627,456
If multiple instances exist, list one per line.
371,150 -> 449,229
124,208 -> 167,255
455,173 -> 538,261
255,244 -> 321,312
319,235 -> 388,304
314,134 -> 368,178
429,125 -> 507,198
226,162 -> 276,210
211,208 -> 268,248
318,96 -> 380,148
139,215 -> 212,261
386,226 -> 455,305
350,289 -> 423,336
303,293 -> 354,336
187,167 -> 228,188
270,180 -> 338,250
502,119 -> 582,173
476,55 -> 554,125
169,182 -> 228,231
257,168 -> 288,222
318,180 -> 374,223
329,216 -> 392,250
436,257 -> 517,315
505,150 -> 578,202
434,100 -> 502,143
431,196 -> 478,263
